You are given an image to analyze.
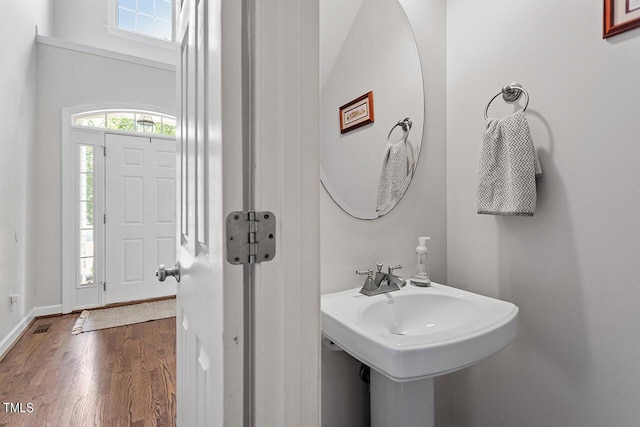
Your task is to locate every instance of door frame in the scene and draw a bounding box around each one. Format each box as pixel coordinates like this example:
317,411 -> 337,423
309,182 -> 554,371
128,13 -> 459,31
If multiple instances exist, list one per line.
61,103 -> 176,314
248,0 -> 321,424
59,0 -> 323,419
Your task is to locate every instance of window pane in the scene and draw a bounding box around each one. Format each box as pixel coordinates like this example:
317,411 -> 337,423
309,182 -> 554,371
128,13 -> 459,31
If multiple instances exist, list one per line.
118,7 -> 136,32
79,173 -> 87,198
148,114 -> 162,129
80,230 -> 94,257
118,0 -> 136,10
137,13 -> 155,36
155,120 -> 173,135
165,125 -> 176,136
106,112 -> 136,131
138,0 -> 154,15
80,201 -> 94,228
156,0 -> 172,20
164,116 -> 176,127
155,19 -> 172,41
116,0 -> 173,41
79,174 -> 94,202
80,257 -> 94,286
75,114 -> 105,128
78,143 -> 95,287
74,110 -> 176,134
80,145 -> 94,173
161,116 -> 176,135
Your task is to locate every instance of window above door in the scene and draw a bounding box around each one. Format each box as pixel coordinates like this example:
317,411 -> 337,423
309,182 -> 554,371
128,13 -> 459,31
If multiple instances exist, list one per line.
107,0 -> 175,48
73,109 -> 176,137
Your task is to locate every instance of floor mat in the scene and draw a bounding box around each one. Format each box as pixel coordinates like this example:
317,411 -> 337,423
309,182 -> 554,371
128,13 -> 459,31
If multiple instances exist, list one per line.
72,299 -> 176,334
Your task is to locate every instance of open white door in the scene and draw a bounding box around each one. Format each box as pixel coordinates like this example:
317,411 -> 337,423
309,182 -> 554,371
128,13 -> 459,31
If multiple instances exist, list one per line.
165,0 -> 244,425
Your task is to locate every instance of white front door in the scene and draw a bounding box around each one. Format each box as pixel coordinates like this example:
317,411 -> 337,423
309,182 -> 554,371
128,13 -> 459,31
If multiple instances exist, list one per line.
170,0 -> 244,425
105,133 -> 177,304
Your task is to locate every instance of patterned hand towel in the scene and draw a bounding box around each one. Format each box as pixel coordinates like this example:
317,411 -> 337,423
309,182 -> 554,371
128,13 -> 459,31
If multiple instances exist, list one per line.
477,110 -> 542,216
376,141 -> 412,216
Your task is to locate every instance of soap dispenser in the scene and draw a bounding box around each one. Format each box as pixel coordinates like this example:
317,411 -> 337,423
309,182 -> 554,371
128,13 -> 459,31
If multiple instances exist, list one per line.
410,237 -> 431,287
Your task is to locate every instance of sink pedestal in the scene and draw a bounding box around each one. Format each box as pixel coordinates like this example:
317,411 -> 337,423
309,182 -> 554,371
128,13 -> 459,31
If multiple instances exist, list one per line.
370,370 -> 434,427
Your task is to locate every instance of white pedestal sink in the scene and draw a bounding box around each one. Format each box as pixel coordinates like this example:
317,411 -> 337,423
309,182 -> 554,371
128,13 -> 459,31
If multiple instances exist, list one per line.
321,283 -> 518,427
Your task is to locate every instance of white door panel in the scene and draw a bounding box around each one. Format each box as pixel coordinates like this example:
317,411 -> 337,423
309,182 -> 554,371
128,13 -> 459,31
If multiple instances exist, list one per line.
105,134 -> 177,304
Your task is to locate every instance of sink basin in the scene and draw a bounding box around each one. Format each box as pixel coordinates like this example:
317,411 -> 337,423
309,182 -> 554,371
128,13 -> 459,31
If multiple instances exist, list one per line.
322,282 -> 518,382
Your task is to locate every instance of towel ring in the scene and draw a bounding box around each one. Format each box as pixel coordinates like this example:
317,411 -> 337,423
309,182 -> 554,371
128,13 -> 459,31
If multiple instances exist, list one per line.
484,83 -> 529,119
387,118 -> 412,140
385,118 -> 416,174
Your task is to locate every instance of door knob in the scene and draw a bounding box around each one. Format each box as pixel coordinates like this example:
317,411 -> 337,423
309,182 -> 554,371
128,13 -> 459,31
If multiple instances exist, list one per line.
156,261 -> 181,283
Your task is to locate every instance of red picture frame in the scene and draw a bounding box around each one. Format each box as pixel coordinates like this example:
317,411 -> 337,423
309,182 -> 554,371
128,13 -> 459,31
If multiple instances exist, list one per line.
339,91 -> 375,134
604,0 -> 640,38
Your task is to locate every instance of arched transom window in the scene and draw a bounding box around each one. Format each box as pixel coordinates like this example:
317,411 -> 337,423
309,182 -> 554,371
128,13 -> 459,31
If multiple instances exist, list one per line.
73,109 -> 176,136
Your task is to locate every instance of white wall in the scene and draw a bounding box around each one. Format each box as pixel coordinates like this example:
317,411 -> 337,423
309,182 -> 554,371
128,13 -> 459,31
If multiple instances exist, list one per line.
0,1 -> 51,345
320,0 -> 448,425
319,0 -> 363,89
51,0 -> 175,64
35,44 -> 175,308
447,1 -> 640,426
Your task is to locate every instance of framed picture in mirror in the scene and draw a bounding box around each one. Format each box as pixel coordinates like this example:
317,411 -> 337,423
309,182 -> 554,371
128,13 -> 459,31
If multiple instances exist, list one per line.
339,91 -> 375,134
604,0 -> 640,38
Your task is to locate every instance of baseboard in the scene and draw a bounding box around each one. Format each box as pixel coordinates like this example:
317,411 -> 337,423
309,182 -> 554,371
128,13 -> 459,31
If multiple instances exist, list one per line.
0,309 -> 36,362
0,304 -> 63,361
33,304 -> 63,317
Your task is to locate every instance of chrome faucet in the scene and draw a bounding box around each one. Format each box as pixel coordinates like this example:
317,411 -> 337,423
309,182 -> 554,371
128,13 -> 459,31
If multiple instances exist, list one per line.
385,265 -> 406,289
356,264 -> 406,296
356,269 -> 377,295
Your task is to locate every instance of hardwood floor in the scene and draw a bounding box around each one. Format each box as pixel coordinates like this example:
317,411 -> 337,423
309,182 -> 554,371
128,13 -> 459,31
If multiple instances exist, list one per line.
0,314 -> 176,426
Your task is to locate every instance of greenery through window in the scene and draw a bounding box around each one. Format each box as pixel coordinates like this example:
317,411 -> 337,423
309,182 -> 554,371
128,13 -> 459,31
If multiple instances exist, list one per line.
73,110 -> 176,137
79,145 -> 95,287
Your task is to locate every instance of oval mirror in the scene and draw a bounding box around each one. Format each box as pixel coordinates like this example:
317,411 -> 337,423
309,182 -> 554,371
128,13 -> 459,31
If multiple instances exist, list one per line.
320,0 -> 424,219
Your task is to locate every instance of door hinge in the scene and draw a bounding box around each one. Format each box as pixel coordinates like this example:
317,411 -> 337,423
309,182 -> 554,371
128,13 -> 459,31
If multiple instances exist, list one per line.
103,146 -> 106,156
225,211 -> 276,265
103,214 -> 106,224
102,281 -> 106,291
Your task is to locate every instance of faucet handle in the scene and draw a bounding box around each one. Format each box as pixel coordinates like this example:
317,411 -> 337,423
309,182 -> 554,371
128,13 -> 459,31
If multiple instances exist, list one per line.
387,265 -> 402,274
356,269 -> 374,278
376,263 -> 384,272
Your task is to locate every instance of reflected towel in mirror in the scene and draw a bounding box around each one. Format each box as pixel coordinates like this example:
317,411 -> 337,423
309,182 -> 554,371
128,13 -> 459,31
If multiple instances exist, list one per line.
376,140 -> 412,216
